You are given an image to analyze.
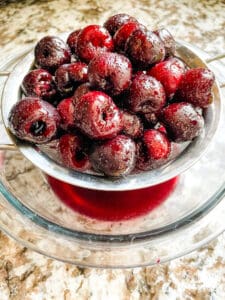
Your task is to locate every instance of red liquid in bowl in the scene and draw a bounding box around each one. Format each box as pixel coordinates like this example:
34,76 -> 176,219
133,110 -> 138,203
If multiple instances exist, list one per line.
47,176 -> 178,221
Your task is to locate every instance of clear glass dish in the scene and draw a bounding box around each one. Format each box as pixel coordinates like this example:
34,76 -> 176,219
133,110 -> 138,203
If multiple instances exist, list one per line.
0,44 -> 224,268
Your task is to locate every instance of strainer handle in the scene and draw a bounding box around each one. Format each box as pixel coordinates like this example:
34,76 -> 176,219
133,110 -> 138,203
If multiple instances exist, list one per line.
206,53 -> 225,88
0,71 -> 16,150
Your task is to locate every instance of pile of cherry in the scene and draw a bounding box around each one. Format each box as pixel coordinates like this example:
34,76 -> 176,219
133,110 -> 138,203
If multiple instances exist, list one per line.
9,14 -> 215,177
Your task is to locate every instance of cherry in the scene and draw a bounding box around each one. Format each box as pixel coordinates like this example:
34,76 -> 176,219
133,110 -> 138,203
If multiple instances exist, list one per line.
176,68 -> 215,108
90,135 -> 136,176
125,29 -> 165,68
67,29 -> 81,57
73,82 -> 93,105
144,129 -> 171,160
121,111 -> 143,138
57,98 -> 75,130
21,69 -> 57,102
114,22 -> 145,53
104,13 -> 138,36
59,133 -> 90,171
8,97 -> 61,144
77,25 -> 114,62
74,91 -> 122,139
154,28 -> 176,57
128,73 -> 166,114
55,62 -> 88,96
160,102 -> 204,142
148,57 -> 186,99
88,52 -> 132,96
136,129 -> 171,171
34,36 -> 71,72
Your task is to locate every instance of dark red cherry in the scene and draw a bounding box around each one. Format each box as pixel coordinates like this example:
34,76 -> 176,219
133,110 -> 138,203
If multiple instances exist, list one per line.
154,28 -> 176,57
144,129 -> 171,160
55,62 -> 88,96
136,129 -> 171,171
148,57 -> 186,99
128,73 -> 166,114
104,14 -> 138,36
125,29 -> 165,68
74,91 -> 122,139
175,68 -> 215,108
21,69 -> 57,102
8,97 -> 61,144
59,133 -> 90,171
34,36 -> 71,72
57,98 -> 76,130
121,111 -> 143,138
73,82 -> 93,105
160,102 -> 204,142
114,22 -> 145,53
77,25 -> 114,62
67,29 -> 81,57
90,135 -> 136,176
88,52 -> 132,96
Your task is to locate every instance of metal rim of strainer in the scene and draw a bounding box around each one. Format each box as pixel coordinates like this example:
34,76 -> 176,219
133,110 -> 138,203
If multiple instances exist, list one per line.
0,40 -> 223,191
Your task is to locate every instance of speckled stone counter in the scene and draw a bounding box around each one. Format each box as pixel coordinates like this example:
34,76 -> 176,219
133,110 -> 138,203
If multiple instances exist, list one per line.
0,0 -> 225,299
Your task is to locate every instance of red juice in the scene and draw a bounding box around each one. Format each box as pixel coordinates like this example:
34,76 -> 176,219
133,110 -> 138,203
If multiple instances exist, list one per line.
47,176 -> 178,221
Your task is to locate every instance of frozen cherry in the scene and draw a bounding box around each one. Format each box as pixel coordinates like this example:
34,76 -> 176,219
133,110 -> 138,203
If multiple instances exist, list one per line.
160,102 -> 204,142
57,98 -> 75,130
35,36 -> 71,72
104,13 -> 138,36
176,68 -> 215,108
73,82 -> 93,104
88,52 -> 132,96
114,22 -> 145,53
128,73 -> 166,114
59,133 -> 90,171
144,129 -> 171,160
21,69 -> 57,102
148,57 -> 186,99
154,28 -> 176,57
136,129 -> 171,171
8,97 -> 61,144
67,29 -> 81,56
121,111 -> 143,138
125,29 -> 165,68
90,135 -> 136,176
77,25 -> 114,62
55,62 -> 88,96
74,91 -> 122,139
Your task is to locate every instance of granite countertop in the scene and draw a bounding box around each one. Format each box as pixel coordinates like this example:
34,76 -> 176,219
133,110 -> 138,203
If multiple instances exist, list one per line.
0,0 -> 225,299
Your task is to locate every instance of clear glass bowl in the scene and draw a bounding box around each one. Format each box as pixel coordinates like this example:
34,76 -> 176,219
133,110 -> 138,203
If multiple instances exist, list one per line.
0,44 -> 225,268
